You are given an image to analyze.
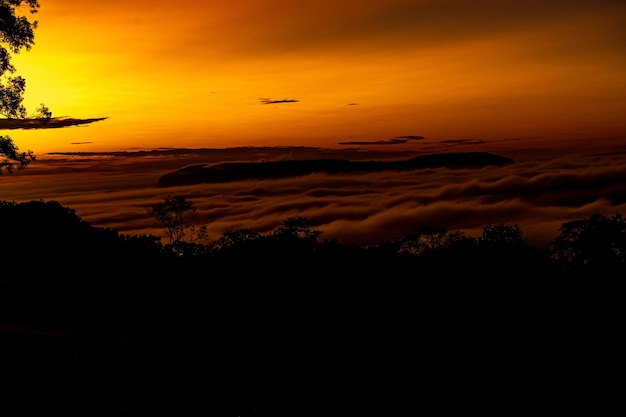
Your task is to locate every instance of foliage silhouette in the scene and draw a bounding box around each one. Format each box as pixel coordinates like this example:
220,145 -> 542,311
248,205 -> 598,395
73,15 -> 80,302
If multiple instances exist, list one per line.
0,133 -> 32,172
0,74 -> 26,118
0,0 -> 40,174
30,102 -> 51,123
147,195 -> 208,247
0,1 -> 106,175
216,228 -> 262,249
398,225 -> 467,256
272,215 -> 322,241
550,213 -> 626,275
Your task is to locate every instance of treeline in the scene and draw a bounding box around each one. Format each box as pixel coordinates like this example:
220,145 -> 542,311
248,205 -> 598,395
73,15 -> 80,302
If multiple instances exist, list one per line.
1,199 -> 625,416
5,199 -> 624,276
2,198 -> 625,341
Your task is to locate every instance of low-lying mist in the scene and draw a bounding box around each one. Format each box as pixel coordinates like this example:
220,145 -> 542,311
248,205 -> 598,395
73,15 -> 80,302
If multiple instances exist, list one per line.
2,137 -> 626,248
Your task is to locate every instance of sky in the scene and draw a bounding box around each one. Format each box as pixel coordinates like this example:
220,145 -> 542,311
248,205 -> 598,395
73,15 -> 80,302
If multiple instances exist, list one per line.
6,0 -> 626,153
2,0 -> 626,247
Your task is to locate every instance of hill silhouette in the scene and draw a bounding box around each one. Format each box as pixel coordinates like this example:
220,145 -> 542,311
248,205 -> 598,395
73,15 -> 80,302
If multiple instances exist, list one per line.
157,151 -> 513,187
1,199 -> 625,416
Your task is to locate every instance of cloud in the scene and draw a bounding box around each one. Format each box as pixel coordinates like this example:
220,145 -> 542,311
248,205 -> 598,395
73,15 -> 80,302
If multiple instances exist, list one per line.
339,136 -> 425,145
2,141 -> 626,249
0,117 -> 108,130
439,139 -> 488,146
259,98 -> 299,105
395,136 -> 425,140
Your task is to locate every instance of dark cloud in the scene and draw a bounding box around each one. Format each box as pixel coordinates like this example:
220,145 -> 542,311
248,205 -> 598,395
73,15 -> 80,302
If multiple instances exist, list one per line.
0,117 -> 108,130
339,139 -> 410,145
259,98 -> 299,105
156,152 -> 512,186
339,135 -> 425,145
440,139 -> 488,145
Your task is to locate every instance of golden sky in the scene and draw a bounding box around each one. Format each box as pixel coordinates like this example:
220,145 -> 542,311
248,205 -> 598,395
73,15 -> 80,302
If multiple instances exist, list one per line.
3,0 -> 624,154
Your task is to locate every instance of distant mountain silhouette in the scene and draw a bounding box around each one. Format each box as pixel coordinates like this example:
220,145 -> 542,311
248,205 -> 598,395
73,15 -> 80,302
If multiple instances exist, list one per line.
157,151 -> 514,187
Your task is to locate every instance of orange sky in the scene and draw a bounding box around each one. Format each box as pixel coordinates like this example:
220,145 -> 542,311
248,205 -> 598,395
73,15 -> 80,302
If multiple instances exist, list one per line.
4,0 -> 625,154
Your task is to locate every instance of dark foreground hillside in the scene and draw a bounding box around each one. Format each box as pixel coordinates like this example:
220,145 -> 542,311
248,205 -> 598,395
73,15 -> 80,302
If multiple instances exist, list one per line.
1,200 -> 625,416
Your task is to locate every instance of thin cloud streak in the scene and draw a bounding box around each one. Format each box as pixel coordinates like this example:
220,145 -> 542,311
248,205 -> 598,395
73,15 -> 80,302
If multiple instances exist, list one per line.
339,136 -> 425,145
259,98 -> 299,105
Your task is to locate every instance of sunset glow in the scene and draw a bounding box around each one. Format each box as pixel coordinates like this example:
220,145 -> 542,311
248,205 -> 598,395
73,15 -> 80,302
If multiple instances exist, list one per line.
2,0 -> 626,248
4,2 -> 626,412
7,0 -> 626,153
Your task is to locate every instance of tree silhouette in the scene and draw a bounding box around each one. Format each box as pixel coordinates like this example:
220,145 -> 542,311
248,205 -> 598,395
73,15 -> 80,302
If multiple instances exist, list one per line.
0,74 -> 26,118
216,228 -> 261,249
0,133 -> 32,172
479,222 -> 529,249
398,225 -> 467,256
0,0 -> 40,174
272,216 -> 322,242
550,213 -> 626,273
31,102 -> 50,123
147,195 -> 207,246
0,1 -> 107,174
